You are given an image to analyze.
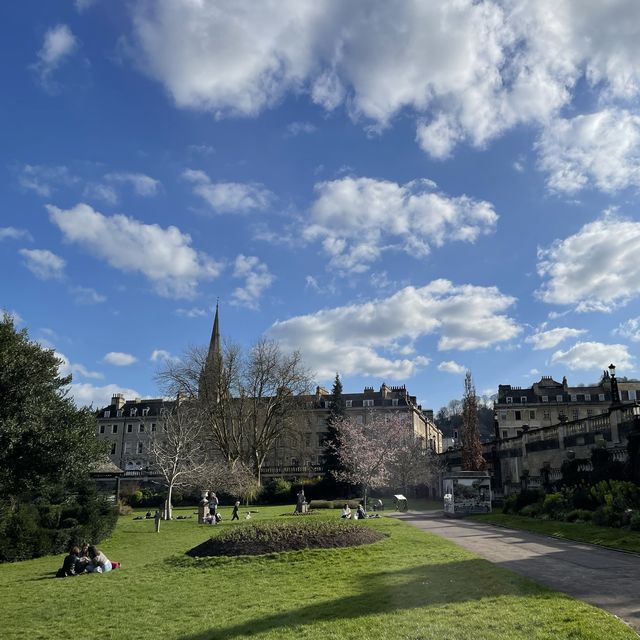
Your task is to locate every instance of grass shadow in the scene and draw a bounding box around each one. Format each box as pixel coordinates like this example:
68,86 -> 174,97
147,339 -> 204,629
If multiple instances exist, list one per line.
178,558 -> 547,640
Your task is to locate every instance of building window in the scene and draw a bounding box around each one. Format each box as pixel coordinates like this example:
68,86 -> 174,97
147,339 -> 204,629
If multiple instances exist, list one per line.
585,394 -> 591,401
124,443 -> 131,454
543,410 -> 550,419
502,430 -> 508,439
137,442 -> 143,454
356,415 -> 364,424
151,423 -> 156,432
500,412 -> 507,421
599,393 -> 605,401
520,396 -> 527,403
110,442 -> 116,455
117,410 -> 123,417
130,408 -> 137,417
392,398 -> 399,406
529,410 -> 535,420
345,400 -> 352,408
363,399 -> 374,407
324,400 -> 331,408
556,395 -> 563,402
142,407 -> 150,416
112,424 -> 118,434
99,425 -> 105,434
542,396 -> 548,402
630,390 -> 637,401
587,409 -> 593,416
515,410 -> 522,421
139,424 -> 145,433
570,394 -> 577,402
506,397 -> 513,404
127,424 -> 133,433
103,410 -> 110,418
572,409 -> 579,420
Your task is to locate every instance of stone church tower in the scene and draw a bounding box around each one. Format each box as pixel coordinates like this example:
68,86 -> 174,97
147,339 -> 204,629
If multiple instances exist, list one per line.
198,303 -> 221,404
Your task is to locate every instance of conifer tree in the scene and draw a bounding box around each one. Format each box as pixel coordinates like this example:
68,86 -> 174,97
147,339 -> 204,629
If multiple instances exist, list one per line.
323,373 -> 346,479
461,371 -> 486,471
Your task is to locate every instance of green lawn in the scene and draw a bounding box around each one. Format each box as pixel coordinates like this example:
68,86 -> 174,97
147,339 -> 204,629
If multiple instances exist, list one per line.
0,505 -> 636,640
472,513 -> 640,554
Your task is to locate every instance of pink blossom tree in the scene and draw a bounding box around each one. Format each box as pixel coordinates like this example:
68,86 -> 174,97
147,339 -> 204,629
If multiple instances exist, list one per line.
328,413 -> 411,507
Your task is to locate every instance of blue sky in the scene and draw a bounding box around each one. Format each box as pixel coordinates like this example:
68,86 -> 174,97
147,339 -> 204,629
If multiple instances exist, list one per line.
2,0 -> 640,412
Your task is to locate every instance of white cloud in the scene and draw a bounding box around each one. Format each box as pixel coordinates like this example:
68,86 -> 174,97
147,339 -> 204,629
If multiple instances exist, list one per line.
150,349 -> 179,363
614,317 -> 640,343
183,169 -> 273,213
106,172 -> 161,197
56,351 -> 103,380
19,249 -> 65,280
70,286 -> 107,305
537,213 -> 640,312
68,383 -> 141,409
128,1 -> 640,171
47,203 -> 222,298
528,368 -> 540,376
550,341 -> 634,371
176,307 -> 207,318
19,164 -> 78,197
437,361 -> 466,375
537,109 -> 640,193
285,121 -> 317,137
305,176 -> 498,273
83,183 -> 119,206
268,280 -> 520,379
0,227 -> 32,241
32,24 -> 77,87
525,327 -> 587,350
231,254 -> 275,310
104,351 -> 137,366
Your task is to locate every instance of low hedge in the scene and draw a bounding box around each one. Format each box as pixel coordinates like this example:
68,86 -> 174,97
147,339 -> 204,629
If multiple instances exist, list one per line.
308,500 -> 361,510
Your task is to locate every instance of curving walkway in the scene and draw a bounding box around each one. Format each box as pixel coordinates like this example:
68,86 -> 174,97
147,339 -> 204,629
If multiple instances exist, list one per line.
394,511 -> 640,635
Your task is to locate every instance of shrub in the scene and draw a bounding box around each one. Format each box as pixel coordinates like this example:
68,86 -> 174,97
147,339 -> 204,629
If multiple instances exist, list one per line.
186,520 -> 386,557
502,489 -> 542,514
519,503 -> 542,518
258,478 -> 294,505
542,491 -> 571,519
629,511 -> 640,531
565,509 -> 592,523
308,500 -> 360,510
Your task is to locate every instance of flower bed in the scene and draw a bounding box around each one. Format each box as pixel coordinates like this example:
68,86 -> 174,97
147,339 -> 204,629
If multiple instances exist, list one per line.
186,520 -> 385,557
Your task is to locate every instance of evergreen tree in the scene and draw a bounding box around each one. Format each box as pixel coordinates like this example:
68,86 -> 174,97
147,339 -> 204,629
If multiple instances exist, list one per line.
461,371 -> 486,471
323,373 -> 346,479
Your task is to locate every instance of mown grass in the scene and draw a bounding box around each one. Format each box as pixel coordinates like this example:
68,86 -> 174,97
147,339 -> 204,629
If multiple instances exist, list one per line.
0,504 -> 636,640
472,512 -> 640,554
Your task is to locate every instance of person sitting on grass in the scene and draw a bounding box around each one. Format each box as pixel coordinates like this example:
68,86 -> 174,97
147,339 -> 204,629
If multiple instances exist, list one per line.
74,542 -> 91,574
341,504 -> 352,519
56,546 -> 82,577
86,545 -> 112,573
356,501 -> 367,520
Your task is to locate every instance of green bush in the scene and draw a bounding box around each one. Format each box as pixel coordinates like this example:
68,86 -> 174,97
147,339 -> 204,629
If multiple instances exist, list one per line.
519,503 -> 542,518
629,511 -> 640,531
308,500 -> 360,510
502,489 -> 542,514
542,491 -> 572,519
565,509 -> 592,523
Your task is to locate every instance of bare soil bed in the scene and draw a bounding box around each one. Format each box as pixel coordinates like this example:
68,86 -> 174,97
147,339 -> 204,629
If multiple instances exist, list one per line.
186,520 -> 386,557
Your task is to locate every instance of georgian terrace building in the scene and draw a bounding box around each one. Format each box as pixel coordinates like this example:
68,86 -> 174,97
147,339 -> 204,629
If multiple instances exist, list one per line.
494,369 -> 640,440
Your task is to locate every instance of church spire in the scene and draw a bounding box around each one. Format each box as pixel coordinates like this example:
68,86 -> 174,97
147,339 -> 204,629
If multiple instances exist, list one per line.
199,302 -> 221,402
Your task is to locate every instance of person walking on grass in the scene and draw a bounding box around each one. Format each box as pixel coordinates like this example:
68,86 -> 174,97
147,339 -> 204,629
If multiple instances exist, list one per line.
231,500 -> 240,521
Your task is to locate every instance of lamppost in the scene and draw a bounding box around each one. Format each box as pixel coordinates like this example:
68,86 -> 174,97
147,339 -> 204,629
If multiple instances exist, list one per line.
609,363 -> 621,406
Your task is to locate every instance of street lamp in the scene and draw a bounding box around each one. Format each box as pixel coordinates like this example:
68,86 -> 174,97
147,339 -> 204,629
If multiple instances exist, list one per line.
609,363 -> 621,406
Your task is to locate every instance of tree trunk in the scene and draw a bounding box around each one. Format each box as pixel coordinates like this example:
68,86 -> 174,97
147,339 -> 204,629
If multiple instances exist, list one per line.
165,482 -> 174,520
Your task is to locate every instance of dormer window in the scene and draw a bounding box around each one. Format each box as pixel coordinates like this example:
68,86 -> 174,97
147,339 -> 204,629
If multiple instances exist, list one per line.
117,409 -> 123,417
584,394 -> 591,401
506,397 -> 513,404
345,400 -> 352,408
103,410 -> 110,418
556,395 -> 563,402
542,395 -> 548,402
392,398 -> 399,406
520,396 -> 527,403
142,407 -> 150,417
130,407 -> 137,417
363,399 -> 374,407
570,395 -> 577,402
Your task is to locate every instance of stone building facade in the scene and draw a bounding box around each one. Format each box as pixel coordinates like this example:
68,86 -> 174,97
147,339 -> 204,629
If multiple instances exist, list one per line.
95,306 -> 442,478
494,371 -> 640,440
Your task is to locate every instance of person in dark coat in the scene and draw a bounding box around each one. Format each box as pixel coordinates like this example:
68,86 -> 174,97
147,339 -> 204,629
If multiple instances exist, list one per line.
231,500 -> 240,521
56,546 -> 81,577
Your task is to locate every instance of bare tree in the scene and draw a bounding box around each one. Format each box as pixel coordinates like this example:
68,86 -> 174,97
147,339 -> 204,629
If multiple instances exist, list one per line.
461,371 -> 486,471
155,338 -> 313,484
149,403 -> 208,520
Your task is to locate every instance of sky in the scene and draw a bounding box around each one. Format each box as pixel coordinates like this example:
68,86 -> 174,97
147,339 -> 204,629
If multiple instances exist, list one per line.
2,0 -> 640,413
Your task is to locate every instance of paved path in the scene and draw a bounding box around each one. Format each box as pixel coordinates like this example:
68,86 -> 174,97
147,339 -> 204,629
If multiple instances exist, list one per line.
395,511 -> 640,634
